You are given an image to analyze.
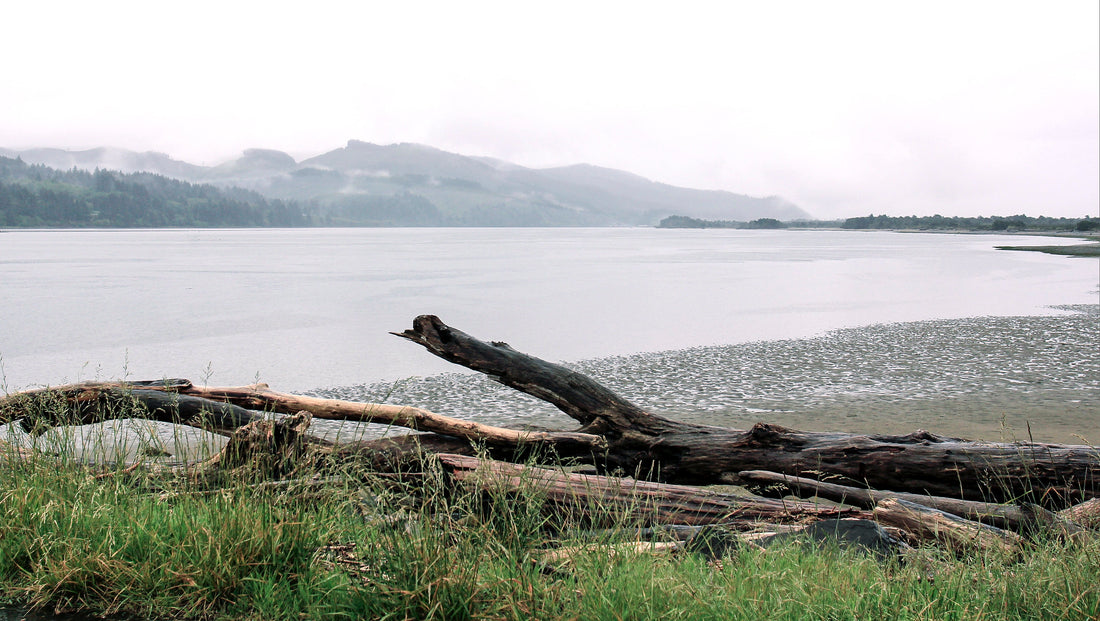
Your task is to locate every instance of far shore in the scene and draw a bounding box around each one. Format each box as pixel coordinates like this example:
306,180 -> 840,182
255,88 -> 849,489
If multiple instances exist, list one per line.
780,226 -> 1100,256
995,242 -> 1100,257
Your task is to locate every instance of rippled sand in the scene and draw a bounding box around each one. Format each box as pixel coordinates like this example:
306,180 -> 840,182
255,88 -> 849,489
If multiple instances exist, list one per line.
312,305 -> 1100,445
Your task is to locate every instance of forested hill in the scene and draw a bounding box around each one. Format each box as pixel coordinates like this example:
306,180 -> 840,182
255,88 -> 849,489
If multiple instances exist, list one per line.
0,157 -> 310,228
5,141 -> 811,226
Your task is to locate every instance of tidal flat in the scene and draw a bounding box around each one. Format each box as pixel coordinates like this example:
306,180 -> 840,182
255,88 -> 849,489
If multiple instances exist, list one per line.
316,304 -> 1100,446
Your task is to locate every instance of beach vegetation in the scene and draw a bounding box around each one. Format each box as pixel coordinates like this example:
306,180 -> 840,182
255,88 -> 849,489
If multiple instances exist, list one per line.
0,432 -> 1096,620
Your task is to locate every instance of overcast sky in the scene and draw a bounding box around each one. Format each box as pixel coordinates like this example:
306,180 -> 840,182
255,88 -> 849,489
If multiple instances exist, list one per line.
2,1 -> 1097,219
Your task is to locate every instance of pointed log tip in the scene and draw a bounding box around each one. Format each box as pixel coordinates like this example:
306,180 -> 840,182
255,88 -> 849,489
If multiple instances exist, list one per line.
393,315 -> 451,343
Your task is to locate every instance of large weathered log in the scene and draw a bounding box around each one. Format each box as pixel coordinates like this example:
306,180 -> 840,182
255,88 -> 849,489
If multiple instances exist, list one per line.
435,453 -> 867,527
396,315 -> 1100,504
739,469 -> 1087,537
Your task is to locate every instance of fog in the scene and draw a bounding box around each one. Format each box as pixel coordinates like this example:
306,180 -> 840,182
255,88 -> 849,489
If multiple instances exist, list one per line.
1,1 -> 1096,219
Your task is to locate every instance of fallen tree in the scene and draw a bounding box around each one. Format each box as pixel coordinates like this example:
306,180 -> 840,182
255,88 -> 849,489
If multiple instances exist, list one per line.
389,315 -> 1099,505
1,315 -> 1096,507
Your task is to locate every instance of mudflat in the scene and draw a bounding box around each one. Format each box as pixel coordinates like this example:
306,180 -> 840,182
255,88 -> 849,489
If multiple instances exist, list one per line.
317,305 -> 1100,446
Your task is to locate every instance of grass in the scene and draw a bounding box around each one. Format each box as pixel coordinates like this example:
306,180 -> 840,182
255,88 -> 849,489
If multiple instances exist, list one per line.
0,425 -> 1097,619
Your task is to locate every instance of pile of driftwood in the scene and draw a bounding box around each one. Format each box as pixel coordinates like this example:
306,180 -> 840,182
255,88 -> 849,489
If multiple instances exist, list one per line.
2,315 -> 1097,557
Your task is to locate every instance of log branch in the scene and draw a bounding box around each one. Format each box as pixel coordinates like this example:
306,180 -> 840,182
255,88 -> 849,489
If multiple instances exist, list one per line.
392,315 -> 666,435
171,383 -> 606,454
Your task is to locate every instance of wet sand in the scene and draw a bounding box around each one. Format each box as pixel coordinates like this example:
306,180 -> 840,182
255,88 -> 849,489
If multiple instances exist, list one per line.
315,305 -> 1100,445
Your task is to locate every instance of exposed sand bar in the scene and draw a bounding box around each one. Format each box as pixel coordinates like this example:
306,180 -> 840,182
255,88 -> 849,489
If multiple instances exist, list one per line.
996,243 -> 1100,257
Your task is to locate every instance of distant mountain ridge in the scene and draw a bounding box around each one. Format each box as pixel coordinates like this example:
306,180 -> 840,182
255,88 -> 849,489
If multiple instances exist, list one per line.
2,140 -> 810,226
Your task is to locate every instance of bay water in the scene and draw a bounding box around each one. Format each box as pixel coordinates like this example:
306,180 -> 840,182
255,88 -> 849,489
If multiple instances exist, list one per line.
1,228 -> 1097,444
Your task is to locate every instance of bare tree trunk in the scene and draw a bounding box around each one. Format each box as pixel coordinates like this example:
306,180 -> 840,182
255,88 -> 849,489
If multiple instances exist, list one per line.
394,315 -> 1099,504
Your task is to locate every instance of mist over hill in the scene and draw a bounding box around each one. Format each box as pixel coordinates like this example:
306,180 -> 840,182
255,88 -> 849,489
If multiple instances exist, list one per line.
3,140 -> 809,226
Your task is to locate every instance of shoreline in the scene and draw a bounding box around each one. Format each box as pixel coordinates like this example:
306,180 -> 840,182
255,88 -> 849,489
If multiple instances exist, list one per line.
6,306 -> 1097,467
995,243 -> 1100,257
313,304 -> 1100,446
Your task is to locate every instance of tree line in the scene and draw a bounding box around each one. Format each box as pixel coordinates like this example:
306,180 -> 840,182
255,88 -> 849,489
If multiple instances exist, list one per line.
657,215 -> 794,229
0,157 -> 312,228
840,213 -> 1098,232
659,213 -> 1099,232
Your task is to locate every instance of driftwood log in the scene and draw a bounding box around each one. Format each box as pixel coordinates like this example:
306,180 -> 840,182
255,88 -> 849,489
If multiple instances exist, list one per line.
1060,498 -> 1100,529
738,469 -> 1087,537
435,452 -> 867,527
1,315 -> 1096,511
0,379 -> 263,436
391,315 -> 1098,505
873,498 -> 1023,554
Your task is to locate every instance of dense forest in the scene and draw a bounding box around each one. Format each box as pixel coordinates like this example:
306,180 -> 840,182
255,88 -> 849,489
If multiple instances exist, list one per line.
0,157 -> 311,228
659,213 -> 1100,232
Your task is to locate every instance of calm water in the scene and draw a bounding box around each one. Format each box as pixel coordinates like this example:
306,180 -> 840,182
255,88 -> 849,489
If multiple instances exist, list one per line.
1,228 -> 1096,394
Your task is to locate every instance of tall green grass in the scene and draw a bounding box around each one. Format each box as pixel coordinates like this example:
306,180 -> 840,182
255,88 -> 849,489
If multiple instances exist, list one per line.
0,438 -> 1097,620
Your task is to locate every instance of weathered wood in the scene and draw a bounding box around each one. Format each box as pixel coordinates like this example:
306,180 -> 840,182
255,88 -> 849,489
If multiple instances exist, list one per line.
739,469 -> 1087,537
333,433 -> 478,472
0,381 -> 263,435
4,316 -> 1096,508
1059,498 -> 1100,530
0,380 -> 605,455
873,498 -> 1022,555
201,410 -> 314,476
170,383 -> 607,455
435,453 -> 866,527
395,315 -> 1100,504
